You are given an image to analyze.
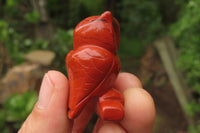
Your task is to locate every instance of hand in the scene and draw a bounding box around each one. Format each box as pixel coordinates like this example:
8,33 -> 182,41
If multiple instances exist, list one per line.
18,71 -> 155,133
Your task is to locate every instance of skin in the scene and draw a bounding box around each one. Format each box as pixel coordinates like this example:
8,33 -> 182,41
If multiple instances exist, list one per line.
18,71 -> 156,133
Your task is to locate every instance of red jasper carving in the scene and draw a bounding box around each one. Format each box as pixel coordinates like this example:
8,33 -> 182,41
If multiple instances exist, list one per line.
97,88 -> 124,121
66,11 -> 124,120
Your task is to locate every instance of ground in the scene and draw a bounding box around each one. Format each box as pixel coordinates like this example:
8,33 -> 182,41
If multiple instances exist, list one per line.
138,45 -> 188,133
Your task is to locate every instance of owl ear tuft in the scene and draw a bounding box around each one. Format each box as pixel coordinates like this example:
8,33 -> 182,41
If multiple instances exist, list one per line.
99,11 -> 112,23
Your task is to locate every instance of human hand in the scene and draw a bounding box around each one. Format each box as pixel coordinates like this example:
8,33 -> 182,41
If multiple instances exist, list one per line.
18,70 -> 155,133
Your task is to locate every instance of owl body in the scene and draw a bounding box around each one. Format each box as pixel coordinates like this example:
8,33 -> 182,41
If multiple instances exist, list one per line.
66,11 -> 122,119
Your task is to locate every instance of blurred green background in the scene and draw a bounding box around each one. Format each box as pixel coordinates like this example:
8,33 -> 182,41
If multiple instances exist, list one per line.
0,0 -> 200,132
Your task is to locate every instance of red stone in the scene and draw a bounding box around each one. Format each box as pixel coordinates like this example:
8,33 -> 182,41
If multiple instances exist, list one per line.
66,11 -> 124,120
97,88 -> 124,121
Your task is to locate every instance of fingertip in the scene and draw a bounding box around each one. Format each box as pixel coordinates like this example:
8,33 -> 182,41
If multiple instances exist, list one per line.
19,70 -> 72,133
47,70 -> 69,90
114,72 -> 143,92
98,122 -> 126,133
46,70 -> 69,110
121,88 -> 155,133
114,72 -> 155,132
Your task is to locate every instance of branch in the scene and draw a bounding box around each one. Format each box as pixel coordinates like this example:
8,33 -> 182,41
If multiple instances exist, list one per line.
154,36 -> 194,125
38,0 -> 48,22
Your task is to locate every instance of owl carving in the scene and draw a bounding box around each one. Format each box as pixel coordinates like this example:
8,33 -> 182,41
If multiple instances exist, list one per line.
66,11 -> 124,120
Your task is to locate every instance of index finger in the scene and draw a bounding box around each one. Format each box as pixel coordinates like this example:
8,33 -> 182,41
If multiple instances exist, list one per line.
114,72 -> 143,92
114,72 -> 156,133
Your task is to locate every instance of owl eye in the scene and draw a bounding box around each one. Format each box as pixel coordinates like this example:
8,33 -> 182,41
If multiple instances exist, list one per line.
95,19 -> 107,22
85,19 -> 107,22
85,19 -> 95,22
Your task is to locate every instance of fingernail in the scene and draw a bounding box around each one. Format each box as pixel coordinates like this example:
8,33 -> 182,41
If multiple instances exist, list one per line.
37,72 -> 54,109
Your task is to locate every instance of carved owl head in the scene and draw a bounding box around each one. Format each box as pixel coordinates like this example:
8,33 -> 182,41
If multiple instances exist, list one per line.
73,11 -> 120,54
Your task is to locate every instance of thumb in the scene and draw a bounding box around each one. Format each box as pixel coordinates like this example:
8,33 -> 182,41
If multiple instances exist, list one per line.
18,70 -> 72,133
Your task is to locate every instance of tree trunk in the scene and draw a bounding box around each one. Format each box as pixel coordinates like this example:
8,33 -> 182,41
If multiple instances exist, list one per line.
154,36 -> 194,125
30,0 -> 54,40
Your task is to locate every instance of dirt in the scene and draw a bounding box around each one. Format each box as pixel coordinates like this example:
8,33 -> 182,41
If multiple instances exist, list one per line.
138,45 -> 188,133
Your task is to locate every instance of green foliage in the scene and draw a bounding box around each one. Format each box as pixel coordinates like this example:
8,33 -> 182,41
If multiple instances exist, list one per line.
81,0 -> 105,14
0,20 -> 24,63
0,110 -> 5,130
0,18 -> 73,74
188,124 -> 200,133
24,11 -> 40,24
117,0 -> 163,57
0,91 -> 37,131
68,0 -> 105,27
3,91 -> 37,122
6,0 -> 18,7
3,0 -> 19,18
118,0 -> 163,43
170,0 -> 200,38
51,28 -> 73,72
119,35 -> 144,57
186,100 -> 200,116
0,20 -> 9,41
170,0 -> 200,131
52,28 -> 73,55
0,20 -> 51,64
33,39 -> 50,50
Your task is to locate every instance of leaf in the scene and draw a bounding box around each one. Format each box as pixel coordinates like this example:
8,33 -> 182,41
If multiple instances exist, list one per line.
0,110 -> 5,130
24,11 -> 40,24
3,91 -> 37,122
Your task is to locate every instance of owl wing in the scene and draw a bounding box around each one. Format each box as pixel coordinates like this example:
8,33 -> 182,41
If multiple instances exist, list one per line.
66,46 -> 119,119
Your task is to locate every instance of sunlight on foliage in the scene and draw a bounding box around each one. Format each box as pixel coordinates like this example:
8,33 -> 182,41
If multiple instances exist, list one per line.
170,0 -> 200,131
0,91 -> 37,132
24,11 -> 40,24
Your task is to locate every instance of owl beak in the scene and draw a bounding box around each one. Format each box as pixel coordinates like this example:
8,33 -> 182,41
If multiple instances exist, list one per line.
112,17 -> 120,50
99,11 -> 113,23
100,11 -> 120,52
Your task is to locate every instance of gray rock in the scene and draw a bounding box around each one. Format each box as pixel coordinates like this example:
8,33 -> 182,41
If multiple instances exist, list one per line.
0,63 -> 44,103
24,50 -> 55,66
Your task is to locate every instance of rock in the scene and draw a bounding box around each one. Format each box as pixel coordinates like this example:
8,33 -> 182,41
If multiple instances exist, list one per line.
0,63 -> 44,103
141,45 -> 161,71
24,50 -> 55,66
139,45 -> 165,86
